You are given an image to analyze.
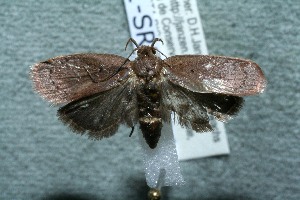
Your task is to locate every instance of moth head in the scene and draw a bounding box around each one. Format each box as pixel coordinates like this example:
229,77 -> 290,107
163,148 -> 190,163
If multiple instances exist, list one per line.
125,38 -> 165,58
136,46 -> 157,57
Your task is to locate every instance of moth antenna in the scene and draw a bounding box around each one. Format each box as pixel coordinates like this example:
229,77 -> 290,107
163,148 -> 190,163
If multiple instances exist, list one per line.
151,38 -> 167,58
156,49 -> 168,59
125,38 -> 139,51
151,38 -> 164,48
96,57 -> 131,83
126,47 -> 138,60
96,43 -> 139,83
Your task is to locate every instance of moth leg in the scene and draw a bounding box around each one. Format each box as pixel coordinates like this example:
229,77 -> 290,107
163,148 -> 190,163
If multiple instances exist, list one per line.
129,126 -> 135,137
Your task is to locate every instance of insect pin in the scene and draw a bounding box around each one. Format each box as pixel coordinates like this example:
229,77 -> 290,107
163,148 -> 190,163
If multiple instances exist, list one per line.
31,38 -> 266,149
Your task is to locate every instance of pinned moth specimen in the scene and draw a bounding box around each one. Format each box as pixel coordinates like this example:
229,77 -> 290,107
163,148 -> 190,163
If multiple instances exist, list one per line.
31,38 -> 266,149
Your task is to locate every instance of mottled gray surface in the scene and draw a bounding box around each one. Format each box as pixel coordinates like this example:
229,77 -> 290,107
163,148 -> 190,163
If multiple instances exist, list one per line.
0,0 -> 299,200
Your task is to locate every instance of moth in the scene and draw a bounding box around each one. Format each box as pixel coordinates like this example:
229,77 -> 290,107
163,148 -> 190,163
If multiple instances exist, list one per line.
31,38 -> 266,149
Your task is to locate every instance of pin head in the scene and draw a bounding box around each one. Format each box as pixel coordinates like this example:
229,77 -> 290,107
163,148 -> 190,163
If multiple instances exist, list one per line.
148,188 -> 161,200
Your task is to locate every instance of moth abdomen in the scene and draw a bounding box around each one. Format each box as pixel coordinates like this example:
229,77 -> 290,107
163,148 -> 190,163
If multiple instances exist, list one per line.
139,117 -> 162,149
137,81 -> 163,148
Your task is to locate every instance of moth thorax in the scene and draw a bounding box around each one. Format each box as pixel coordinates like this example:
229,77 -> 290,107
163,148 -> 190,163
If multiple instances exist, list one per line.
132,55 -> 163,79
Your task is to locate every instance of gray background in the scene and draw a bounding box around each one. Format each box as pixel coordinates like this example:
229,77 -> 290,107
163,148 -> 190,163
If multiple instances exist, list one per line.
0,0 -> 299,199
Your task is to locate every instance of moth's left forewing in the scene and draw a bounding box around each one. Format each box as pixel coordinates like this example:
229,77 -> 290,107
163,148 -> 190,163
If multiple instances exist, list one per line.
31,53 -> 131,104
163,55 -> 266,96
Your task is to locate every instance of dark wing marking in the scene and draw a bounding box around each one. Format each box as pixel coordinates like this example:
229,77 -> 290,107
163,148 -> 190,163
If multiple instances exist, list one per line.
31,53 -> 130,104
164,55 -> 266,96
161,82 -> 244,133
57,81 -> 138,139
190,92 -> 244,122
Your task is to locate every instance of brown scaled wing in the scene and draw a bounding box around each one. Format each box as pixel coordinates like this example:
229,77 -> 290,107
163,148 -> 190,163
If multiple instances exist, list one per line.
161,55 -> 266,132
164,55 -> 266,96
31,53 -> 130,104
31,53 -> 138,139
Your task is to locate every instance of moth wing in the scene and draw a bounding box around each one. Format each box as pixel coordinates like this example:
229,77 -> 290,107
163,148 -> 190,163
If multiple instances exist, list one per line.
161,82 -> 244,133
164,55 -> 266,96
161,82 -> 213,132
31,53 -> 130,104
58,81 -> 138,139
190,92 -> 244,122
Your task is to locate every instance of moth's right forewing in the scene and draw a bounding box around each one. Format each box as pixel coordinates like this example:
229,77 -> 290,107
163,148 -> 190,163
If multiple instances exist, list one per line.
31,53 -> 130,104
164,55 -> 266,96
